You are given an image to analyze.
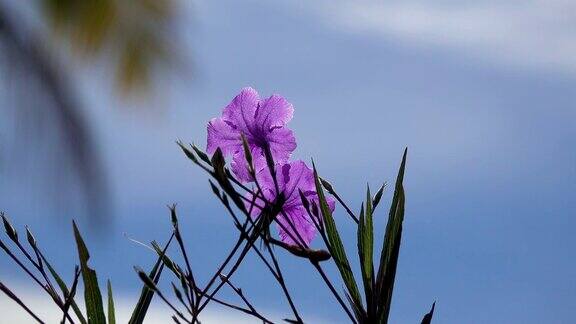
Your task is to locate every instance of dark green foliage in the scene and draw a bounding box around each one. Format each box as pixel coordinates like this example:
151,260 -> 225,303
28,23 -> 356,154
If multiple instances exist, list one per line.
421,302 -> 436,324
42,254 -> 87,324
107,280 -> 116,324
374,149 -> 407,323
313,163 -> 365,321
0,143 -> 429,324
129,235 -> 174,324
73,221 -> 107,324
317,148 -> 415,324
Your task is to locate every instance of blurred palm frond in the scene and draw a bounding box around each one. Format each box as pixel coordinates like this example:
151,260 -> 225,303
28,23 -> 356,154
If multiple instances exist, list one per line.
43,0 -> 176,92
0,0 -> 179,225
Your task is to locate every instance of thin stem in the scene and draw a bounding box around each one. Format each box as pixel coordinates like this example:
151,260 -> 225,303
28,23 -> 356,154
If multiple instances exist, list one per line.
219,275 -> 273,323
264,242 -> 303,323
154,287 -> 192,324
216,192 -> 279,279
306,200 -> 358,323
171,209 -> 198,303
327,189 -> 359,224
312,262 -> 358,324
197,228 -> 260,313
60,267 -> 81,324
15,240 -> 63,306
0,281 -> 45,323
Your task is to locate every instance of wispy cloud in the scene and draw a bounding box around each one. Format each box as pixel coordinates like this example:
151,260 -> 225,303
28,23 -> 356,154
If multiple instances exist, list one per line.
281,0 -> 576,75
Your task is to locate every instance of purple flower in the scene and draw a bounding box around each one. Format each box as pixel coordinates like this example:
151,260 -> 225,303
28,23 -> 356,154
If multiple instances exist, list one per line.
249,160 -> 335,246
207,87 -> 297,182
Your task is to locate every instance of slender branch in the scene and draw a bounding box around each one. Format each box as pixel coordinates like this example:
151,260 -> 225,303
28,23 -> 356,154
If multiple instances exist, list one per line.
312,262 -> 357,324
264,242 -> 303,323
321,179 -> 359,224
60,266 -> 81,324
219,275 -> 273,323
0,281 -> 45,323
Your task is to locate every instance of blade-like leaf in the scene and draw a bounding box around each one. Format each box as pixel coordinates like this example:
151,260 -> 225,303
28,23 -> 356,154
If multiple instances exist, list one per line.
107,280 -> 116,324
420,302 -> 435,324
73,221 -> 106,324
372,182 -> 387,210
128,234 -> 173,324
313,162 -> 364,319
42,256 -> 87,324
359,185 -> 374,317
375,149 -> 407,324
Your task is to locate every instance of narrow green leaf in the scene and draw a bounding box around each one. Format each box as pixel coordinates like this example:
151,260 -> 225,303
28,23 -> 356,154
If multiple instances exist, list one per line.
107,280 -> 115,324
73,221 -> 106,324
150,241 -> 181,277
420,302 -> 436,324
135,267 -> 158,291
357,204 -> 368,299
313,162 -> 364,319
375,148 -> 407,324
372,182 -> 387,210
345,290 -> 367,323
171,282 -> 184,304
42,256 -> 87,324
128,234 -> 173,324
359,185 -> 374,317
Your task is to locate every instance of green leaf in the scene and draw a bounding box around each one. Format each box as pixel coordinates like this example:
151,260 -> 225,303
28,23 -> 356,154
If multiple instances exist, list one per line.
107,280 -> 116,324
420,302 -> 436,324
73,221 -> 106,324
313,162 -> 364,319
128,234 -> 173,324
134,267 -> 158,292
372,182 -> 387,210
358,185 -> 374,317
375,148 -> 407,324
42,256 -> 87,324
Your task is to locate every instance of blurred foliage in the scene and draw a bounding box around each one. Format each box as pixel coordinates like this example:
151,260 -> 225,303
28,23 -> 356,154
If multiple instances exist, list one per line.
42,0 -> 175,92
0,0 -> 180,224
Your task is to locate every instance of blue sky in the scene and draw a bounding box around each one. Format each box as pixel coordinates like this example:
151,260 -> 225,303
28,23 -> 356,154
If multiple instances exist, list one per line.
1,0 -> 575,323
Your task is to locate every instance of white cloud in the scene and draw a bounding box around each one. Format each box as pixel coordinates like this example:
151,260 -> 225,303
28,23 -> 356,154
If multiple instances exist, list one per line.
284,0 -> 576,75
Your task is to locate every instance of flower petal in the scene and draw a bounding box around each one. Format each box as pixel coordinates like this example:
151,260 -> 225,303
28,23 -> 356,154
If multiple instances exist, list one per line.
255,94 -> 294,130
206,118 -> 241,155
231,146 -> 266,183
277,206 -> 316,246
281,161 -> 315,207
267,127 -> 297,163
222,87 -> 260,134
